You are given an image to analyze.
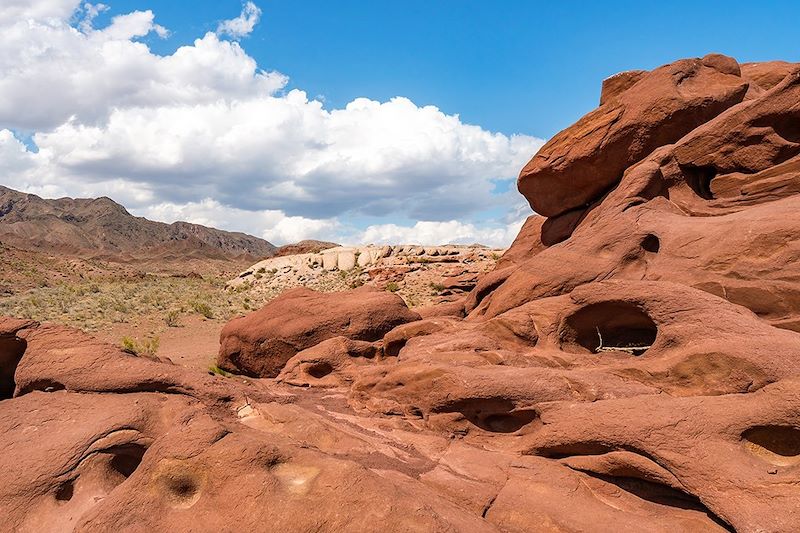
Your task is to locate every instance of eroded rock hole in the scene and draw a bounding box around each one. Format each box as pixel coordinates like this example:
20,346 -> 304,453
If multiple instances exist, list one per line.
533,442 -> 614,459
443,398 -> 539,433
55,480 -> 74,502
0,334 -> 26,399
20,379 -> 66,394
109,444 -> 147,478
480,411 -> 538,433
773,117 -> 800,146
384,338 -> 407,357
307,362 -> 333,379
587,473 -> 734,532
168,475 -> 199,499
743,426 -> 800,465
156,467 -> 204,508
681,164 -> 718,200
51,443 -> 148,510
641,234 -> 660,253
562,301 -> 657,355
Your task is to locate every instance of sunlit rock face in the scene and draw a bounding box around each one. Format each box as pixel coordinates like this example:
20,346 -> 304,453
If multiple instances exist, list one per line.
3,55 -> 800,532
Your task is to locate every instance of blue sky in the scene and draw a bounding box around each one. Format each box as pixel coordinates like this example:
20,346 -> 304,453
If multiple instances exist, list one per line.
91,0 -> 800,138
0,1 -> 797,245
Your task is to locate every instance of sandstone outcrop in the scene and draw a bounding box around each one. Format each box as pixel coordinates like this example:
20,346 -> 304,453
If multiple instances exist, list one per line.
3,54 -> 800,531
231,244 -> 501,284
518,54 -> 751,217
217,286 -> 420,377
230,243 -> 502,309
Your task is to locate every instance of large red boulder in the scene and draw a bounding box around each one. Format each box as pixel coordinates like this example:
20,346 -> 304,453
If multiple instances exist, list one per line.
218,286 -> 420,377
518,54 -> 749,217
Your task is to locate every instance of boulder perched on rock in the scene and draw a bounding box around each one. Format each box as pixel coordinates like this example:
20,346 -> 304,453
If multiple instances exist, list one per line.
218,287 -> 420,377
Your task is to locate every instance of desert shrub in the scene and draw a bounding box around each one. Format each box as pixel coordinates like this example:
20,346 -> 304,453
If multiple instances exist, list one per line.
208,365 -> 233,378
430,282 -> 445,294
257,267 -> 266,274
165,309 -> 181,327
121,335 -> 160,358
191,301 -> 214,319
385,282 -> 400,292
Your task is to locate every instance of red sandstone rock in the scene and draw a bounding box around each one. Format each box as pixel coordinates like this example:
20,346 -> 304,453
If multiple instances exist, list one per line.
416,298 -> 466,319
599,69 -> 646,105
742,60 -> 798,90
478,64 -> 800,325
277,336 -> 382,388
218,286 -> 420,377
494,215 -> 547,269
518,54 -> 749,217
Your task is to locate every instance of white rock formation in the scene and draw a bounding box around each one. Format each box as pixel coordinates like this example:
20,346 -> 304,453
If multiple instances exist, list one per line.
228,244 -> 503,290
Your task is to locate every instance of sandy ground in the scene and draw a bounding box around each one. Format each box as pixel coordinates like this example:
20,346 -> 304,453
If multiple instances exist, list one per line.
94,315 -> 225,372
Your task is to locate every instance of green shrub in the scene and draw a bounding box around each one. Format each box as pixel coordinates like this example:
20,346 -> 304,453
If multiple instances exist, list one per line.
430,282 -> 445,294
385,282 -> 400,292
192,301 -> 214,319
209,365 -> 233,377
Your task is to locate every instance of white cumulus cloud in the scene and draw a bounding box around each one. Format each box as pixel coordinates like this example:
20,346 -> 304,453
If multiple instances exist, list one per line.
216,1 -> 262,39
355,219 -> 526,248
0,1 -> 543,247
0,0 -> 81,25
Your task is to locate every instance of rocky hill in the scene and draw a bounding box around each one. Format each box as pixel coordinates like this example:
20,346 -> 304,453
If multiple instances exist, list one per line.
231,244 -> 503,308
0,185 -> 276,262
2,55 -> 800,531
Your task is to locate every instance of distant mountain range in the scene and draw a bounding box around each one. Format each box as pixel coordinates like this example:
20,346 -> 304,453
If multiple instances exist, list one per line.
0,185 -> 276,262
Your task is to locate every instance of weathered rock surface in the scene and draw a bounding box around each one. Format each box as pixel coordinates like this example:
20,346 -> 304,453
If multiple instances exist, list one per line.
3,55 -> 800,532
